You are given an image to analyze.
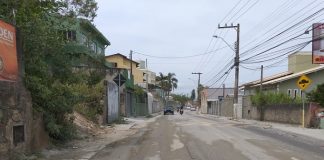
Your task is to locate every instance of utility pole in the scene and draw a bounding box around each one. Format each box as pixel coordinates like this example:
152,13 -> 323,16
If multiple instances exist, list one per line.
222,84 -> 225,98
218,23 -> 240,104
192,72 -> 203,90
192,72 -> 203,106
129,50 -> 133,78
260,65 -> 263,92
129,50 -> 133,116
145,59 -> 149,92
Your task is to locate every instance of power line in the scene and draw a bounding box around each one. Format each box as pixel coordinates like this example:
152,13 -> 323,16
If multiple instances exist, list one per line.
194,0 -> 257,74
132,46 -> 228,59
240,2 -> 324,58
193,0 -> 242,72
232,0 -> 259,22
241,24 -> 324,63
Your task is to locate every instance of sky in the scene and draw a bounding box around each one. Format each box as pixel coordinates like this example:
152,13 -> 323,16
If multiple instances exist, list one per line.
94,0 -> 324,95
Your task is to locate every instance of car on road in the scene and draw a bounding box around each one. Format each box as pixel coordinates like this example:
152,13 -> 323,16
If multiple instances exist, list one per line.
190,107 -> 196,111
164,106 -> 174,115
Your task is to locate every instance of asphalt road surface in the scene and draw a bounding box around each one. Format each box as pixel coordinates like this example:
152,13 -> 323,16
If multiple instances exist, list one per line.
90,111 -> 324,160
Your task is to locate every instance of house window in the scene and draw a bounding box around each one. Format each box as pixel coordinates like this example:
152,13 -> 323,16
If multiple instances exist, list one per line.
65,30 -> 76,41
80,33 -> 87,45
287,89 -> 291,97
89,41 -> 97,53
294,89 -> 298,98
98,47 -> 104,54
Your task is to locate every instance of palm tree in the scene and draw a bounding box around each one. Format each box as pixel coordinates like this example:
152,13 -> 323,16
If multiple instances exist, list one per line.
166,73 -> 178,97
156,72 -> 178,98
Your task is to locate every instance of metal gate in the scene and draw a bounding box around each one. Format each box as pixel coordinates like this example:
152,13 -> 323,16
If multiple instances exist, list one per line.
107,82 -> 118,123
125,92 -> 132,117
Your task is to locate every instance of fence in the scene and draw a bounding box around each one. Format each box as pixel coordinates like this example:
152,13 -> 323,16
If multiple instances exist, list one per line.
107,82 -> 119,123
242,96 -> 312,125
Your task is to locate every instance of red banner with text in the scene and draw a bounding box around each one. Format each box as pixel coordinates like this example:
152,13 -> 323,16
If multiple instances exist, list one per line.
0,20 -> 18,81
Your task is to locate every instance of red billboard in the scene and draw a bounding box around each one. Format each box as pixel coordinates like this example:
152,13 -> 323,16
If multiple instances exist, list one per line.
312,23 -> 324,64
0,20 -> 18,81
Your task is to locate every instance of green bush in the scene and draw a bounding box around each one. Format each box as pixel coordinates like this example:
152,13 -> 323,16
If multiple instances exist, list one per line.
73,82 -> 104,122
307,83 -> 324,107
251,91 -> 302,107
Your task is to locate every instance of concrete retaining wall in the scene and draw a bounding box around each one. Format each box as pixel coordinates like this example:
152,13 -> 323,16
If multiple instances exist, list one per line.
220,98 -> 234,117
242,96 -> 313,125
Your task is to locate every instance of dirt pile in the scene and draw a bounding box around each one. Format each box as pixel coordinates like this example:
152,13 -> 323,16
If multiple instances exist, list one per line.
73,112 -> 112,137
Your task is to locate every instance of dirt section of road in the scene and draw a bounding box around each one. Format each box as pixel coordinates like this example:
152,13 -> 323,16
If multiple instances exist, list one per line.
40,113 -> 161,160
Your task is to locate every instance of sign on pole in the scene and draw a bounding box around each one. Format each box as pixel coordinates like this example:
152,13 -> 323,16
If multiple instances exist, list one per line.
0,20 -> 18,81
113,73 -> 126,86
312,23 -> 324,64
297,75 -> 312,90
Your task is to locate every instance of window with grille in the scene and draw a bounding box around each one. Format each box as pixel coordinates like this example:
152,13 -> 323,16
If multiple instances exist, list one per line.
13,125 -> 24,146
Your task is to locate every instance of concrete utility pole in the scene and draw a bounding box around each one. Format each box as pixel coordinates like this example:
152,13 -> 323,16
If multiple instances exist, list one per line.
260,65 -> 263,92
145,59 -> 149,92
192,72 -> 203,89
222,84 -> 225,98
218,23 -> 240,104
129,50 -> 133,77
192,72 -> 203,106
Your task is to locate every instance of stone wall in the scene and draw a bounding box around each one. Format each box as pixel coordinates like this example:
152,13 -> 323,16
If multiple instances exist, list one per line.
0,30 -> 48,158
242,96 -> 260,120
242,96 -> 314,125
263,104 -> 306,124
0,81 -> 33,159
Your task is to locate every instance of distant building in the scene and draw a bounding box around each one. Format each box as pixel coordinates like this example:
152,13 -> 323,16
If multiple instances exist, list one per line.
241,51 -> 324,98
105,53 -> 142,83
200,88 -> 234,114
137,60 -> 156,89
288,51 -> 320,73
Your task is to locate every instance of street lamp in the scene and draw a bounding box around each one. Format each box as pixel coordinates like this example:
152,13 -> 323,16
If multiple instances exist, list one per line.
213,35 -> 236,53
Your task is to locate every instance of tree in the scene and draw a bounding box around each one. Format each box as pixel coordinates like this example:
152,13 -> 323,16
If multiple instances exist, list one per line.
156,72 -> 178,98
57,0 -> 98,21
307,83 -> 324,107
197,84 -> 204,103
191,89 -> 196,101
0,0 -> 103,141
172,94 -> 190,105
166,73 -> 178,95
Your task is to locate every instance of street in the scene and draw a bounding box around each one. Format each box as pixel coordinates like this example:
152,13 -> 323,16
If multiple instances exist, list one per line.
90,111 -> 324,160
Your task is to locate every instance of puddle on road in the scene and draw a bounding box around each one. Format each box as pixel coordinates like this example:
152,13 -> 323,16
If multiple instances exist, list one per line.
170,138 -> 184,151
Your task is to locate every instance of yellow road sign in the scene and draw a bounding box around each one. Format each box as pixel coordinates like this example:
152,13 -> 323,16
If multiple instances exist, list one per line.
297,75 -> 312,90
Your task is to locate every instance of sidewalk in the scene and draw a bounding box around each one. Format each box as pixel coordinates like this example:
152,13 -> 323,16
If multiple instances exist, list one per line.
41,113 -> 161,160
197,113 -> 324,142
239,118 -> 324,141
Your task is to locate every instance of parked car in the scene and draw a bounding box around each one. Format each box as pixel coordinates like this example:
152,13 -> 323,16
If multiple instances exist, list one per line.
164,106 -> 174,115
190,107 -> 196,111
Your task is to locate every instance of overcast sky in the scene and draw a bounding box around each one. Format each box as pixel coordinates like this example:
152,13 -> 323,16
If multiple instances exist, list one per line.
94,0 -> 323,94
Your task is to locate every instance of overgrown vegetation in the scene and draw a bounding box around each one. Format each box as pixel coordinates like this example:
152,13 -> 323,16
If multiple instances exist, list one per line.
171,94 -> 190,105
307,83 -> 324,107
251,91 -> 302,107
1,0 -> 104,141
